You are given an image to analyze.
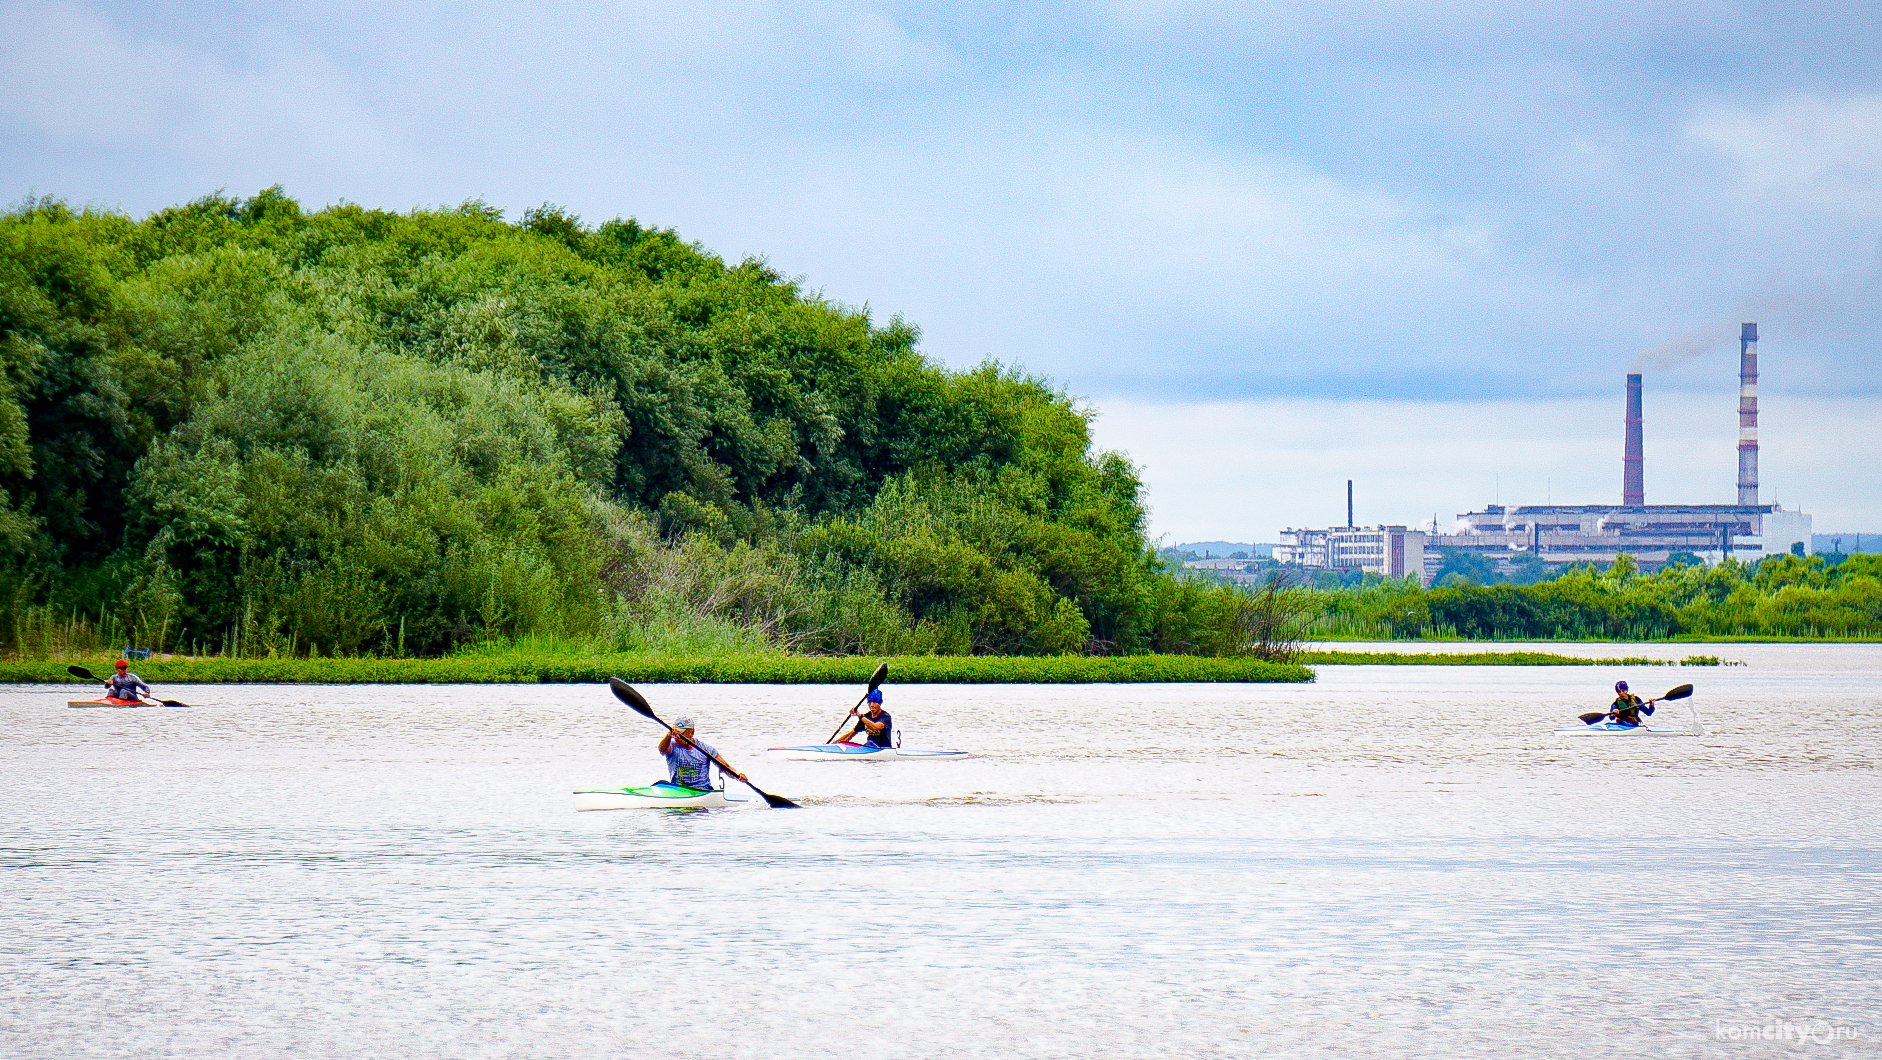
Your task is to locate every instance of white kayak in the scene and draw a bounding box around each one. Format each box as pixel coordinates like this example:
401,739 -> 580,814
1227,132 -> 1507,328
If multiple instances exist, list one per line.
67,698 -> 186,708
1554,720 -> 1699,737
572,782 -> 751,810
767,741 -> 970,762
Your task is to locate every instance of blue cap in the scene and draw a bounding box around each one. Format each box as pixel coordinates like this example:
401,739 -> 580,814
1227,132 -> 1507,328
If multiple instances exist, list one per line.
865,689 -> 883,704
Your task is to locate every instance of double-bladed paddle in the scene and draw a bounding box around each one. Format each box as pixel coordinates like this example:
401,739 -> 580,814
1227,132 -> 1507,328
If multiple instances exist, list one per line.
825,661 -> 890,744
1577,682 -> 1691,725
607,677 -> 798,808
67,664 -> 191,707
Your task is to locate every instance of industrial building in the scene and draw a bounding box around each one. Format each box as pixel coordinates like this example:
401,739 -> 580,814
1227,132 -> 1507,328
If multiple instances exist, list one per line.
1278,323 -> 1811,586
1275,525 -> 1428,580
1431,322 -> 1810,580
1278,481 -> 1428,581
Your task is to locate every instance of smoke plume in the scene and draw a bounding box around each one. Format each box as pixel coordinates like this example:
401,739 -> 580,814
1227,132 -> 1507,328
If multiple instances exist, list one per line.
1630,325 -> 1732,372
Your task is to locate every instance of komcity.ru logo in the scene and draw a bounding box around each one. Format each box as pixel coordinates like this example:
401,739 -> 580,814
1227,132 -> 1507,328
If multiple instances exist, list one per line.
1715,1018 -> 1864,1046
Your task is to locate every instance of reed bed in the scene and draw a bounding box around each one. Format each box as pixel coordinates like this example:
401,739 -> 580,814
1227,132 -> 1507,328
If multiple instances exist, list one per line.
19,654 -> 1315,686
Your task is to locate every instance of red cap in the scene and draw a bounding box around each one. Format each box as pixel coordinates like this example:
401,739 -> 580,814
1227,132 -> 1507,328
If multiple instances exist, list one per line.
115,659 -> 129,668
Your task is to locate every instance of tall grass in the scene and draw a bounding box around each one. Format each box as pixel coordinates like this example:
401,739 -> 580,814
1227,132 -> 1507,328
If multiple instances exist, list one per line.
9,654 -> 1314,685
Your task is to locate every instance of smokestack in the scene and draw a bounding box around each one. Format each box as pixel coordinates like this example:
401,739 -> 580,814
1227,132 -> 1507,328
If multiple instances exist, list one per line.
1623,374 -> 1644,506
1738,323 -> 1758,505
1347,480 -> 1354,529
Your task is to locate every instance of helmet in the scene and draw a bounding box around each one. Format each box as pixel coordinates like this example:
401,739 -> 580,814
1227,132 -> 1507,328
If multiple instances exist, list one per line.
115,660 -> 129,669
1614,680 -> 1628,692
865,689 -> 883,704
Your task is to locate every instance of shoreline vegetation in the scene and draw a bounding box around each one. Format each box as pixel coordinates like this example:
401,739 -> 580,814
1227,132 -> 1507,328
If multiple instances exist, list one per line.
17,646 -> 1741,686
22,654 -> 1314,685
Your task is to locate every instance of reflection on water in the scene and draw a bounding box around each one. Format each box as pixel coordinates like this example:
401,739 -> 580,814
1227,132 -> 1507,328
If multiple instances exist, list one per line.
3,652 -> 1879,1058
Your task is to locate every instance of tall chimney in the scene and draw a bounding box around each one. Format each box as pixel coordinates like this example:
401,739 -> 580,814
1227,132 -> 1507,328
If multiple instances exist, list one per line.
1738,322 -> 1758,505
1346,480 -> 1354,528
1623,373 -> 1644,506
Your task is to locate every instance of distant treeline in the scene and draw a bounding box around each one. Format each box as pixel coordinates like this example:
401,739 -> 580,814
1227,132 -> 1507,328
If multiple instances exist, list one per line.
1,189 -> 1265,659
1310,553 -> 1882,640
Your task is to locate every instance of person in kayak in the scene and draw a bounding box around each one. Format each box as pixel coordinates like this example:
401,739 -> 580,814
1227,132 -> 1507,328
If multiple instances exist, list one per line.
104,660 -> 151,704
1606,681 -> 1649,727
657,716 -> 747,792
836,690 -> 893,748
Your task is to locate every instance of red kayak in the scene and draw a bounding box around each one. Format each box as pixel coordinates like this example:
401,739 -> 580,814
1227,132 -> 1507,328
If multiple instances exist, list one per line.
68,697 -> 155,708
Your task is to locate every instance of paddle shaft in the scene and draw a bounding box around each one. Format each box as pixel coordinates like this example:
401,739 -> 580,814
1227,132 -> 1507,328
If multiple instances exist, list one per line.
826,663 -> 890,743
1579,684 -> 1692,725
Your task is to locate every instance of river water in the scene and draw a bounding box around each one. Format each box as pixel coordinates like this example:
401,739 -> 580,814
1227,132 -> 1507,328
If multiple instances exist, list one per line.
4,647 -> 1879,1058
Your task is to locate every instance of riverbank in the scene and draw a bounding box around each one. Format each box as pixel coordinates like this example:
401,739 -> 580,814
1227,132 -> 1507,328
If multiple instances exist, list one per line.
1297,650 -> 1701,666
11,646 -> 1735,685
9,654 -> 1315,685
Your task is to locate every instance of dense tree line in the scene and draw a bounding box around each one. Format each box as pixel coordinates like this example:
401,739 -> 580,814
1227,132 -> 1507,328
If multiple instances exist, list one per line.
1,190 -> 1252,658
1311,553 -> 1882,640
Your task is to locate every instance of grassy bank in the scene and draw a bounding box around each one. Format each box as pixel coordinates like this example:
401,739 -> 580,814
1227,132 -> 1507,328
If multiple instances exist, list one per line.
14,654 -> 1315,686
1298,650 -> 1699,666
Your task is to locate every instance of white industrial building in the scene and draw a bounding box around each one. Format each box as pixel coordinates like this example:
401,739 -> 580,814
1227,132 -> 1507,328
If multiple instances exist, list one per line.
1277,526 -> 1429,583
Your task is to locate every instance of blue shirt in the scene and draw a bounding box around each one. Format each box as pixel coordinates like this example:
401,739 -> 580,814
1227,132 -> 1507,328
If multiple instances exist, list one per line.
105,672 -> 149,700
856,709 -> 892,748
664,738 -> 719,790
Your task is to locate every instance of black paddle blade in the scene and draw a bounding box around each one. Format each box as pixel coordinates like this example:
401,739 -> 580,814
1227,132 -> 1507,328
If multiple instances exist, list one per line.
759,791 -> 800,809
1578,712 -> 1607,724
866,662 -> 889,692
1662,683 -> 1694,701
607,677 -> 660,721
159,699 -> 190,708
68,665 -> 96,681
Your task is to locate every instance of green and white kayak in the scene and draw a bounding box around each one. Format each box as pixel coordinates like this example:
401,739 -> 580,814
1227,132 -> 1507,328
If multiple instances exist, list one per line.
572,782 -> 751,811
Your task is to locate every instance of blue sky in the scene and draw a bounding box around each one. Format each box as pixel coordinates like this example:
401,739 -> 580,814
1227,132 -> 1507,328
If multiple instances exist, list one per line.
3,1 -> 1878,538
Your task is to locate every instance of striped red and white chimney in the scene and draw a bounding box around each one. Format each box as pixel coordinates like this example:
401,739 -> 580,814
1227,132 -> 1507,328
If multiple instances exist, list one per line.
1738,323 -> 1758,505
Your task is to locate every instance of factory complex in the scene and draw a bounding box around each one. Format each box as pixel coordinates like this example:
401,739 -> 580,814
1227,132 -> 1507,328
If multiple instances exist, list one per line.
1276,323 -> 1814,586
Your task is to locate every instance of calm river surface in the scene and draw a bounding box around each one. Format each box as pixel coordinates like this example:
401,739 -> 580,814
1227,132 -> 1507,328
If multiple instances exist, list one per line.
5,647 -> 1879,1058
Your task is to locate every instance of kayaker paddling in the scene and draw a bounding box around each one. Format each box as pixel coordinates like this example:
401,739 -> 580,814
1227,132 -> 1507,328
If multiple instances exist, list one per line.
1606,681 -> 1652,727
835,690 -> 893,748
103,660 -> 152,705
658,716 -> 747,791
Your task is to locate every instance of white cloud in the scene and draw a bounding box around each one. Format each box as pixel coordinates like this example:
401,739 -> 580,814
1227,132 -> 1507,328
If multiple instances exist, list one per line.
1688,93 -> 1882,201
2,0 -> 1878,406
0,0 -> 402,171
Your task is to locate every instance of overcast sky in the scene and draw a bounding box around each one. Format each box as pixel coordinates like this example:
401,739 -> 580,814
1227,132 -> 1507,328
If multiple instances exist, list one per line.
4,0 -> 1878,539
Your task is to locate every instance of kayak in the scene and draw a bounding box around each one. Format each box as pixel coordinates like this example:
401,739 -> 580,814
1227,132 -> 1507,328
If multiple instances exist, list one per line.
767,742 -> 969,761
67,697 -> 182,709
571,782 -> 751,811
1554,720 -> 1698,736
